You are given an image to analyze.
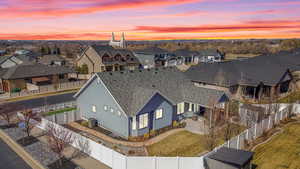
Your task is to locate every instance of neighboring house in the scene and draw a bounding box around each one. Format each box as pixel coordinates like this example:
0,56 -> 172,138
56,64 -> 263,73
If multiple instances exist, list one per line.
0,55 -> 35,68
173,49 -> 200,65
133,50 -> 156,69
74,68 -> 228,139
135,47 -> 180,67
39,55 -> 66,66
76,45 -> 140,74
205,147 -> 254,169
185,49 -> 300,101
0,63 -> 74,92
198,49 -> 224,63
0,50 -> 6,56
14,49 -> 31,55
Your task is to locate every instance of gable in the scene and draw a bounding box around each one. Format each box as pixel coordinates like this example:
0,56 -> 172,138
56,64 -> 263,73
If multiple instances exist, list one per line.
1,59 -> 17,68
75,75 -> 127,117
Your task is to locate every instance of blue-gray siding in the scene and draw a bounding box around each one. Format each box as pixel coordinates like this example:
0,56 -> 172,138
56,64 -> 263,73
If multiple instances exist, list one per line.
76,76 -> 129,138
130,93 -> 173,137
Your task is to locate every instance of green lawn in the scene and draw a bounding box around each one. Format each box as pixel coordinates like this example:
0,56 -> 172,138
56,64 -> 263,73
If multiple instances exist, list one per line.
147,130 -> 207,157
45,107 -> 76,116
253,122 -> 300,169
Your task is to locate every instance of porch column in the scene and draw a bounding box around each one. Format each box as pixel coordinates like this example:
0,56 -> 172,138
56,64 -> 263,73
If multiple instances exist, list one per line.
253,87 -> 257,99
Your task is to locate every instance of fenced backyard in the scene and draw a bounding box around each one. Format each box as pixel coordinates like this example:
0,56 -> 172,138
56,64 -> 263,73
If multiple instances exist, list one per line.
35,103 -> 300,169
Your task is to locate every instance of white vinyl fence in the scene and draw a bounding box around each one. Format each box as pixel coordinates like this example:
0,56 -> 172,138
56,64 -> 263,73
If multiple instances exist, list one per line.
35,103 -> 300,169
9,80 -> 86,98
32,101 -> 76,113
44,109 -> 81,125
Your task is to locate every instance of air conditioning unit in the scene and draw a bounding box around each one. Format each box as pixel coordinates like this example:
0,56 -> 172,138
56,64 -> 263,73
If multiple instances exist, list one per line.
88,118 -> 98,128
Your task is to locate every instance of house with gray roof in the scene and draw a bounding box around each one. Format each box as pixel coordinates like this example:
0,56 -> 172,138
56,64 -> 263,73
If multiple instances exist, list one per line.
74,67 -> 228,138
39,55 -> 66,66
0,63 -> 75,92
198,49 -> 224,63
185,49 -> 300,101
76,45 -> 140,74
0,55 -> 36,69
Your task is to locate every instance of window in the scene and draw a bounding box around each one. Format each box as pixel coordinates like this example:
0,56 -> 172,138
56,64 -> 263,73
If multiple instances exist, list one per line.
92,105 -> 96,113
177,103 -> 185,114
139,113 -> 148,129
155,109 -> 163,119
117,111 -> 121,116
132,116 -> 136,130
104,105 -> 108,111
110,108 -> 114,113
59,74 -> 65,79
188,103 -> 192,111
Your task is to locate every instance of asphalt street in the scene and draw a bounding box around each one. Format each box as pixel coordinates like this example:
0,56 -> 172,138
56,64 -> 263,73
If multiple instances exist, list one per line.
5,92 -> 76,110
0,138 -> 32,169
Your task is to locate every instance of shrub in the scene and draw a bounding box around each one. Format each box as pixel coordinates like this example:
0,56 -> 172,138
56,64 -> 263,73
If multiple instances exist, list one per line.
143,133 -> 150,140
81,120 -> 88,127
179,122 -> 187,128
172,121 -> 179,128
150,130 -> 157,137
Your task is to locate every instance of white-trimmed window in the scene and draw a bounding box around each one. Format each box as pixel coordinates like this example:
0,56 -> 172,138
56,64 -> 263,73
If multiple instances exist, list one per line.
139,113 -> 148,129
117,111 -> 121,116
104,105 -> 108,111
110,108 -> 114,113
155,108 -> 163,119
132,116 -> 136,130
177,103 -> 185,114
92,105 -> 97,113
188,103 -> 192,111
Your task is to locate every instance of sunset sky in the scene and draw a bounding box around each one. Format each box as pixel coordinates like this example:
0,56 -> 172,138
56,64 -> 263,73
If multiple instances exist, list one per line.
0,0 -> 300,40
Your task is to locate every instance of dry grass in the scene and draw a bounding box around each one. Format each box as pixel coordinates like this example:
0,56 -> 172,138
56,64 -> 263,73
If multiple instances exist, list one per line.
225,53 -> 259,60
253,122 -> 300,169
147,130 -> 207,157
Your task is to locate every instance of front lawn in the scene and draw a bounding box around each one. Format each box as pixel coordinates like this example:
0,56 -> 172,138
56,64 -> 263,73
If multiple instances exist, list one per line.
147,130 -> 207,157
253,122 -> 300,169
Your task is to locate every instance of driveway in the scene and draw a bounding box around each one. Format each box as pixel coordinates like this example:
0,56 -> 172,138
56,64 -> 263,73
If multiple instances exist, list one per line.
4,92 -> 76,111
0,138 -> 32,169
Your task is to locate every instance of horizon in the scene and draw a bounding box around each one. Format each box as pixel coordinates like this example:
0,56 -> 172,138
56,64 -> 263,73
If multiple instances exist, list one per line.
1,0 -> 300,40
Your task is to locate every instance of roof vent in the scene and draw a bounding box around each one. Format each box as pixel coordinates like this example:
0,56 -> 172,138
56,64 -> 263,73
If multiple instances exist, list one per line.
139,70 -> 142,72
147,69 -> 151,71
109,72 -> 113,75
130,70 -> 134,73
152,84 -> 156,88
120,71 -> 124,74
155,71 -> 158,74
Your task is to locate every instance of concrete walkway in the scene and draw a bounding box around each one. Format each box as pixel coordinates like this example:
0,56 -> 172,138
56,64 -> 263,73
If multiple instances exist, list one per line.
184,118 -> 208,135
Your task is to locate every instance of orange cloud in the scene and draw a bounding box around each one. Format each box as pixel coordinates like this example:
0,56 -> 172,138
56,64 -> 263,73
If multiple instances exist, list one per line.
134,19 -> 300,33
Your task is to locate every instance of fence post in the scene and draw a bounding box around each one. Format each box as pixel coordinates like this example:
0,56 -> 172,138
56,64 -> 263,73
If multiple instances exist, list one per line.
280,111 -> 283,121
177,156 -> 180,169
246,129 -> 249,140
254,123 -> 257,138
274,112 -> 277,124
227,140 -> 230,148
155,156 -> 158,169
268,116 -> 271,130
237,135 -> 240,149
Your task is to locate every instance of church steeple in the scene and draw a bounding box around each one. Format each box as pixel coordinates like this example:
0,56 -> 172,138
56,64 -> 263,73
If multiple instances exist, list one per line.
111,32 -> 115,42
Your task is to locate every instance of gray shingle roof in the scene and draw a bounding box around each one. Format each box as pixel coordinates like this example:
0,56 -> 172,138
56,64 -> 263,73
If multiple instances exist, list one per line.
133,47 -> 169,55
173,49 -> 199,57
39,55 -> 65,65
207,147 -> 254,167
0,63 -> 75,80
185,49 -> 300,87
96,67 -> 227,116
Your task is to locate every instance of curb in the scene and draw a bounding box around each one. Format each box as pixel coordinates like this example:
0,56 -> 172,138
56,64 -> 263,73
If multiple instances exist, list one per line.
0,129 -> 46,169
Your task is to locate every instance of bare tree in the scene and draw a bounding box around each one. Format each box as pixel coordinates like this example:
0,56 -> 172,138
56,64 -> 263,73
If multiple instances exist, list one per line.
0,103 -> 19,127
205,126 -> 218,151
46,122 -> 74,167
18,109 -> 40,137
223,121 -> 233,141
